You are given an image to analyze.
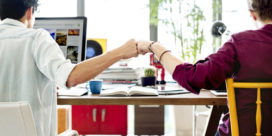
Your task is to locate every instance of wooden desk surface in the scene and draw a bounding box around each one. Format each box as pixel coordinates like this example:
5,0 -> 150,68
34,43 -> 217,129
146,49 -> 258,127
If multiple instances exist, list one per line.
57,90 -> 227,105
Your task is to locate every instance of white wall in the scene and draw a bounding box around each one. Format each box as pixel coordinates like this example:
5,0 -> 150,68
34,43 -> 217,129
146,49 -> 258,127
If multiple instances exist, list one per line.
84,0 -> 150,68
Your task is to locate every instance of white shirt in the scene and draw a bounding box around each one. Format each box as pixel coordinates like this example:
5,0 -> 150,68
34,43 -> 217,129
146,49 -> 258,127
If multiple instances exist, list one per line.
0,19 -> 76,136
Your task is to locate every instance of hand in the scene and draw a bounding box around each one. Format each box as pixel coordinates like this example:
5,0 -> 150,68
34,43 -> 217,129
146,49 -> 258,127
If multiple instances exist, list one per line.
137,40 -> 152,55
119,39 -> 138,59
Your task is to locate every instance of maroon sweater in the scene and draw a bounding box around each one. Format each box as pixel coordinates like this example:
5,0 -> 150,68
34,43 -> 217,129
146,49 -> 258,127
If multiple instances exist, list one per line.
172,24 -> 272,136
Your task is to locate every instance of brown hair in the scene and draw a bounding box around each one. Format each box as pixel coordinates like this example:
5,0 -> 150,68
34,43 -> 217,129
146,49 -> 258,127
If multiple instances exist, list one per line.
248,0 -> 272,21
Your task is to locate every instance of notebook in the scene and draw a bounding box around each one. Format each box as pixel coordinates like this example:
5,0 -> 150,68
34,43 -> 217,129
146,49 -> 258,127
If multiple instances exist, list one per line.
210,90 -> 227,96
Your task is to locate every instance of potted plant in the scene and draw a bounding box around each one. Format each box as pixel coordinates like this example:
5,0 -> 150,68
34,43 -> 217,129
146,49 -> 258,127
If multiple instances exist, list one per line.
141,68 -> 156,87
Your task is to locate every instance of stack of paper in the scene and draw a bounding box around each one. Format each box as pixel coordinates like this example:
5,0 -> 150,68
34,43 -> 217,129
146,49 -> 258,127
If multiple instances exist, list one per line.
96,67 -> 141,84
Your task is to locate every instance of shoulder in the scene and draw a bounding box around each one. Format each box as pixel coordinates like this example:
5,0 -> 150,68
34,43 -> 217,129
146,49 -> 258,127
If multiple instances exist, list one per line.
223,28 -> 269,50
231,29 -> 260,42
220,29 -> 259,50
32,28 -> 52,40
30,28 -> 58,53
31,28 -> 57,47
18,28 -> 53,41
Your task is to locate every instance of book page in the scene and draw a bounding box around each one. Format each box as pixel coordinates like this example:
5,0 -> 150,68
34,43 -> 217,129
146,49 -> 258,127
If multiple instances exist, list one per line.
58,88 -> 88,96
100,87 -> 129,96
128,86 -> 158,96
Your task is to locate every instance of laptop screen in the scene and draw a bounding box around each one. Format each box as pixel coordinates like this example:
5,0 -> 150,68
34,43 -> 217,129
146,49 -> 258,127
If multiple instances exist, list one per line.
34,17 -> 87,63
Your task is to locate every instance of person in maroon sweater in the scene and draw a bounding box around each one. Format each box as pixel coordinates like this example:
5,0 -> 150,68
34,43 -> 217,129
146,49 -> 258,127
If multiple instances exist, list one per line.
137,0 -> 272,135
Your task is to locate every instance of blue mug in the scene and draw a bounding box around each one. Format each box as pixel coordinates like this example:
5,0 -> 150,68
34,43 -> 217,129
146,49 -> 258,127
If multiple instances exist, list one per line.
86,80 -> 103,94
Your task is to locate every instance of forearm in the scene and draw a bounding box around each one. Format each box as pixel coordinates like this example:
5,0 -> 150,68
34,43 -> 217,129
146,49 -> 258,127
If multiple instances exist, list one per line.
151,43 -> 184,75
66,48 -> 122,87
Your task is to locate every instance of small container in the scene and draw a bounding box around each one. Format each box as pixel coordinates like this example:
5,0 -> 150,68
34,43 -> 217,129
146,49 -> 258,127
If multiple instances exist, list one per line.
141,76 -> 156,87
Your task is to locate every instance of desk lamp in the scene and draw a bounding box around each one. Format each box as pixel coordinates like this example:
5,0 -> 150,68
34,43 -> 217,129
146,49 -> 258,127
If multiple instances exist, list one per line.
211,21 -> 231,37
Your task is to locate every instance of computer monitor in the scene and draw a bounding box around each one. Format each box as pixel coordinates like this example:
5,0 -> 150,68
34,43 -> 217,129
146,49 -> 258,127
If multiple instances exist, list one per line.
34,17 -> 87,64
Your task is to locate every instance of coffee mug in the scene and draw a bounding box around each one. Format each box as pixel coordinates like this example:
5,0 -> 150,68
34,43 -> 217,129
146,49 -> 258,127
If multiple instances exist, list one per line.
86,80 -> 103,94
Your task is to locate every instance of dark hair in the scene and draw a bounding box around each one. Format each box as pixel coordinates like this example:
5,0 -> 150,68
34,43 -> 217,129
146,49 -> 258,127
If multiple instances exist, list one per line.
248,0 -> 272,21
0,0 -> 39,20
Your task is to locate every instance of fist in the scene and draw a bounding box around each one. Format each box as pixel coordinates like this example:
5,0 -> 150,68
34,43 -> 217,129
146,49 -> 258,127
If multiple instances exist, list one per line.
119,39 -> 138,59
137,40 -> 152,55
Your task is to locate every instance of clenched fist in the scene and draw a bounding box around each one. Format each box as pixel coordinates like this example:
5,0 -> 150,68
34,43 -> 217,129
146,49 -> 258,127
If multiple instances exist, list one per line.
137,40 -> 153,55
118,39 -> 138,59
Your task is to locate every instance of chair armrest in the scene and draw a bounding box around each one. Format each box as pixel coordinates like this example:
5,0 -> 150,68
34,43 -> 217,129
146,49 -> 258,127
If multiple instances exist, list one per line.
58,130 -> 79,136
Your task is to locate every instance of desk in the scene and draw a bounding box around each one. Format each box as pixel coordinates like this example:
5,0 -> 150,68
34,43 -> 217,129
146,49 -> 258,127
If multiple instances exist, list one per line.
57,90 -> 228,136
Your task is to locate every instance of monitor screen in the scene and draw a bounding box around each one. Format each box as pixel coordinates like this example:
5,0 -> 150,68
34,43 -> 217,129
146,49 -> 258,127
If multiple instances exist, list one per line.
34,17 -> 87,64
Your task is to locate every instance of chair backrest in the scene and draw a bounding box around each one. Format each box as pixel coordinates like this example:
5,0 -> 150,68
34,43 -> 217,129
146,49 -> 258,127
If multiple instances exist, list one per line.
0,101 -> 37,136
225,78 -> 272,136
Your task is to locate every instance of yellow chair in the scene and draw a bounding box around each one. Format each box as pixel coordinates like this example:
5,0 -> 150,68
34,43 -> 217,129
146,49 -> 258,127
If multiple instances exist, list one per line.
226,78 -> 272,136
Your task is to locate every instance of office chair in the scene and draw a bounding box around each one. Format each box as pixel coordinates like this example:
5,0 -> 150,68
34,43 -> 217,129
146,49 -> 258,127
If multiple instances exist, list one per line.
226,78 -> 272,136
0,101 -> 36,136
0,101 -> 79,136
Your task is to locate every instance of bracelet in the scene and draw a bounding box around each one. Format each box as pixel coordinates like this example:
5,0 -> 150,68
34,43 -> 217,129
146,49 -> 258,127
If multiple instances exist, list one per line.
148,41 -> 156,53
159,50 -> 171,62
136,42 -> 139,54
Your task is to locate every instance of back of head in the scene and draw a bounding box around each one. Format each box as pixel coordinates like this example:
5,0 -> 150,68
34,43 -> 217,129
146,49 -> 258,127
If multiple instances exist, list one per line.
0,0 -> 39,20
248,0 -> 272,21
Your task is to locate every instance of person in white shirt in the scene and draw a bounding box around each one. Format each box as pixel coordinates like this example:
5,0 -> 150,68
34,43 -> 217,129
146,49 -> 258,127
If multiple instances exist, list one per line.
0,0 -> 138,136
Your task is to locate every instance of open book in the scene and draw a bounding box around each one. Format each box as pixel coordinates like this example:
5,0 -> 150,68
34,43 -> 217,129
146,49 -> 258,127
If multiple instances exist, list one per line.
100,86 -> 158,96
58,88 -> 88,96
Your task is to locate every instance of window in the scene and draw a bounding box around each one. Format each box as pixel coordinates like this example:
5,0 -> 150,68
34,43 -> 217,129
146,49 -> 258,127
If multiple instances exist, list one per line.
35,0 -> 77,17
157,0 -> 256,61
33,0 -> 257,74
223,0 -> 255,33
